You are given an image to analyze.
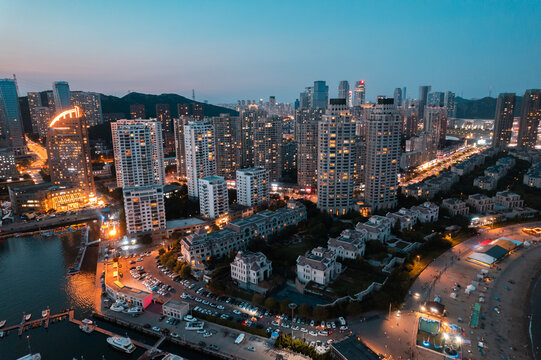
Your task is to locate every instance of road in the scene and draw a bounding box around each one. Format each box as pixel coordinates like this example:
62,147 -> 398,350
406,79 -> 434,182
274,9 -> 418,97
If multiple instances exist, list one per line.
24,135 -> 48,184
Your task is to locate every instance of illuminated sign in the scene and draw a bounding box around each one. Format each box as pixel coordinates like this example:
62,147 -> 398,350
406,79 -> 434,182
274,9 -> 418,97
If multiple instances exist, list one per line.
49,106 -> 81,128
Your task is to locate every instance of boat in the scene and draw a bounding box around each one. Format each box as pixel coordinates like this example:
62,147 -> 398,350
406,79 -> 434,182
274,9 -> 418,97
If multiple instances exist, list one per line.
79,324 -> 94,333
0,331 -> 6,338
106,335 -> 136,354
81,318 -> 94,326
109,303 -> 125,312
25,314 -> 31,321
0,320 -> 5,328
41,309 -> 50,318
162,354 -> 184,360
16,354 -> 41,360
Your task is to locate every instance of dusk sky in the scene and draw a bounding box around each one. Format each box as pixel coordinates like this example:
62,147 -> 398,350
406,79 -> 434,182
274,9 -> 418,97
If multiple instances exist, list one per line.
1,0 -> 540,103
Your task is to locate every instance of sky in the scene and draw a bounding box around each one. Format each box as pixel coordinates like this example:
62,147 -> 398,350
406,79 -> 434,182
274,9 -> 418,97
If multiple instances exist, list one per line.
1,0 -> 540,104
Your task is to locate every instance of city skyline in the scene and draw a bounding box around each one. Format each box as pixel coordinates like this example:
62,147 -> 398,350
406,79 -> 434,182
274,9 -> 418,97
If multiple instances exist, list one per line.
1,1 -> 540,103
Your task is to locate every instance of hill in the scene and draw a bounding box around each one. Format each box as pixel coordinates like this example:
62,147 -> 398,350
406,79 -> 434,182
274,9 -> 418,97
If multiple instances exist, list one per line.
100,92 -> 238,118
455,96 -> 522,119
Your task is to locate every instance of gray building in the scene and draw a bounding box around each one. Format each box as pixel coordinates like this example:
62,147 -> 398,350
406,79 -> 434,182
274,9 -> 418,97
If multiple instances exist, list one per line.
517,89 -> 541,150
311,81 -> 329,110
0,78 -> 26,155
492,93 -> 516,149
52,81 -> 71,113
296,108 -> 323,189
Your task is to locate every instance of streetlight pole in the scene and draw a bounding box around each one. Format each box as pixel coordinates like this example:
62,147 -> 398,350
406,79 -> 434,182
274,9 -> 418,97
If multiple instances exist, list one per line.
289,303 -> 297,339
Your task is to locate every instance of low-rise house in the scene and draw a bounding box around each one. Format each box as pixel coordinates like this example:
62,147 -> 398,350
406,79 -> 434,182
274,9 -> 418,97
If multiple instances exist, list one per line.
493,190 -> 524,210
524,163 -> 541,188
327,229 -> 367,260
496,157 -> 516,171
296,247 -> 342,286
473,176 -> 497,191
230,251 -> 272,292
484,165 -> 506,180
467,194 -> 494,213
410,202 -> 439,222
441,198 -> 469,216
356,215 -> 392,242
386,208 -> 418,231
162,299 -> 190,320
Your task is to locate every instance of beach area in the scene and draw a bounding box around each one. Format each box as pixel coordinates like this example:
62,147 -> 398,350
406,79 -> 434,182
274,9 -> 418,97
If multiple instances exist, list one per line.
351,222 -> 541,360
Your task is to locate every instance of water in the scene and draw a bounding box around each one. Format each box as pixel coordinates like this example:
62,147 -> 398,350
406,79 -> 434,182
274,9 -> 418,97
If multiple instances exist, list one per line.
0,233 -> 215,360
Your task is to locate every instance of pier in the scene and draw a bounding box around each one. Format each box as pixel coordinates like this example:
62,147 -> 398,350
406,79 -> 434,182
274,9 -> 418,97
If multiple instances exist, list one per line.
69,226 -> 100,275
1,310 -> 70,336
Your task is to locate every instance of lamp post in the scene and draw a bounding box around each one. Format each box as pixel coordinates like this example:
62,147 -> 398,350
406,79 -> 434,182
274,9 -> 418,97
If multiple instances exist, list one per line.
288,302 -> 297,339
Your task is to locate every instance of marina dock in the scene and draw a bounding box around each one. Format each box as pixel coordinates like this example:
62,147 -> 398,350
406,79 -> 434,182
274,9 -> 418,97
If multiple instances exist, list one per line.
69,226 -> 100,275
1,310 -> 71,336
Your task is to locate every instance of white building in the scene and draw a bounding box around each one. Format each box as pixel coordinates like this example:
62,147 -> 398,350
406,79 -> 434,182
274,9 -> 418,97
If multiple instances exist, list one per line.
524,163 -> 541,188
296,247 -> 342,286
386,208 -> 418,231
184,121 -> 216,199
123,186 -> 166,234
496,157 -> 516,171
364,97 -> 401,211
441,198 -> 469,216
198,175 -> 228,220
327,229 -> 367,260
111,119 -> 166,235
230,251 -> 272,291
494,190 -> 524,209
236,167 -> 269,207
484,165 -> 506,181
410,202 -> 439,223
467,194 -> 495,213
317,98 -> 356,216
355,215 -> 392,242
474,176 -> 497,191
162,299 -> 190,320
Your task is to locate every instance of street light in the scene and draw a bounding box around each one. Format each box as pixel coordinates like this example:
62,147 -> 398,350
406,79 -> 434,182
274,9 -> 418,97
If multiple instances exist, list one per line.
288,302 -> 297,339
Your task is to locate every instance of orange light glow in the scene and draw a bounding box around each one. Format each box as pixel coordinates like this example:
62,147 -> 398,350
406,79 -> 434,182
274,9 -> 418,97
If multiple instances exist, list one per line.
49,106 -> 82,128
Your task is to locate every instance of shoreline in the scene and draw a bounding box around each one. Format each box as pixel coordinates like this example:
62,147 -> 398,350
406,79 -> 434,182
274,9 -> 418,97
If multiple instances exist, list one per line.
529,270 -> 541,360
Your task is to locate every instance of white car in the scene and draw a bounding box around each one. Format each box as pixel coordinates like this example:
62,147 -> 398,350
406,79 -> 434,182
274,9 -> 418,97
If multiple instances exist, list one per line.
300,327 -> 308,333
318,330 -> 328,336
281,322 -> 290,328
233,310 -> 241,315
309,330 -> 318,336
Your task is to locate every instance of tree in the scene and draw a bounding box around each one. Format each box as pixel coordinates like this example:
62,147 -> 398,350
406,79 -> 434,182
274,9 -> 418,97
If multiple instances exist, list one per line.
313,306 -> 329,321
279,299 -> 291,314
252,293 -> 264,306
180,264 -> 192,279
347,301 -> 363,316
141,233 -> 153,245
158,248 -> 166,256
297,303 -> 312,318
264,297 -> 278,311
208,279 -> 226,294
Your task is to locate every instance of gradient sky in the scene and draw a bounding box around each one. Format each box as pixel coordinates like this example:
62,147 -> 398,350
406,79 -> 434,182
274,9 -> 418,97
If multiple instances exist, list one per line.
1,0 -> 540,103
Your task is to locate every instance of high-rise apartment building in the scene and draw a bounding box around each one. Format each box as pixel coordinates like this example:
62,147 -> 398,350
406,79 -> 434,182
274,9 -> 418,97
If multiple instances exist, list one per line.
71,91 -> 103,127
254,115 -> 282,182
177,103 -> 190,117
156,104 -> 172,132
111,119 -> 165,188
198,175 -> 229,219
316,98 -> 356,216
492,93 -> 516,149
240,108 -> 266,168
338,81 -> 350,101
282,138 -> 296,173
424,106 -> 448,150
130,104 -> 146,119
364,97 -> 401,211
418,85 -> 431,120
394,88 -> 403,106
427,91 -> 445,107
193,103 -> 204,120
236,167 -> 269,207
299,87 -> 312,109
213,114 -> 241,180
173,116 -> 190,180
296,108 -> 323,189
52,81 -> 71,113
444,91 -> 456,119
111,119 -> 166,235
47,106 -> 94,194
0,78 -> 26,155
311,81 -> 329,110
184,121 -> 216,198
517,89 -> 541,150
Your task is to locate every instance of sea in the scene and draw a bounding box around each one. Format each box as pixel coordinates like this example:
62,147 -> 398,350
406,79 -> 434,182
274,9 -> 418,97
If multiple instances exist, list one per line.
0,232 -> 216,360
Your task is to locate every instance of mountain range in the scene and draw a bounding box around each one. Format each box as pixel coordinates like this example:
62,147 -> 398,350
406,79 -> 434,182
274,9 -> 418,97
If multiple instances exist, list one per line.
455,96 -> 522,119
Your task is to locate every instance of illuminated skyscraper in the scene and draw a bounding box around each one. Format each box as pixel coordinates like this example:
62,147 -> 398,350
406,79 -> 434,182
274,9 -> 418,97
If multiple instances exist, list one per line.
296,108 -> 323,189
184,120 -> 216,198
254,115 -> 282,182
236,167 -> 269,207
240,108 -> 266,168
517,89 -> 541,150
418,85 -> 431,120
52,81 -> 71,113
177,103 -> 190,117
156,103 -> 172,132
173,116 -> 190,180
193,102 -> 204,120
130,104 -> 146,119
198,175 -> 229,219
111,119 -> 165,187
444,91 -> 456,118
427,91 -> 445,107
111,119 -> 166,235
353,81 -> 366,106
47,107 -> 94,194
424,105 -> 448,150
0,78 -> 26,155
338,81 -> 350,103
364,97 -> 401,211
317,98 -> 356,216
492,93 -> 516,149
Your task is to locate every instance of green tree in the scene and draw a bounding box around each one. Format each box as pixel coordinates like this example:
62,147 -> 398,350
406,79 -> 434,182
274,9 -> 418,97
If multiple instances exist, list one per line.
180,264 -> 192,279
279,299 -> 291,314
141,233 -> 153,244
264,297 -> 278,311
252,293 -> 264,306
313,306 -> 329,321
158,248 -> 166,256
297,303 -> 312,318
208,279 -> 226,294
346,301 -> 363,316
